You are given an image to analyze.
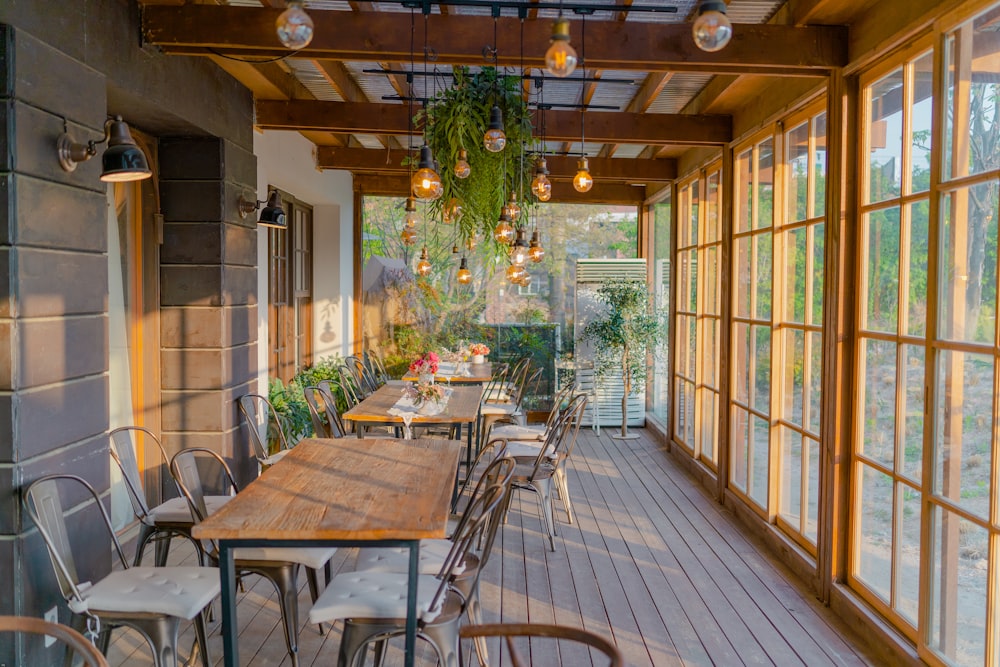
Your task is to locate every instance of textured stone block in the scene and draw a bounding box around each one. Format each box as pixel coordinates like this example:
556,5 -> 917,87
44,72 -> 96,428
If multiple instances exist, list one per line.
16,375 -> 108,460
13,101 -> 104,187
159,137 -> 222,181
15,175 -> 107,252
159,180 -> 224,223
223,139 -> 256,191
223,222 -> 256,266
160,265 -> 222,307
161,221 -> 223,265
224,265 -> 257,306
16,247 -> 107,318
17,315 -> 107,388
161,386 -> 242,433
161,348 -> 224,390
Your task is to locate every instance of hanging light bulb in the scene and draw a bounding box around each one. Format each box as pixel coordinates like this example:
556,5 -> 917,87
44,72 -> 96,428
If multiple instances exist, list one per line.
452,243 -> 460,254
545,17 -> 578,78
493,212 -> 515,245
466,235 -> 478,251
412,145 -> 443,200
483,106 -> 507,153
529,230 -> 546,263
276,0 -> 314,50
573,156 -> 593,193
504,192 -> 522,222
457,256 -> 472,284
403,196 -> 419,228
506,263 -> 526,283
443,197 -> 463,224
531,158 -> 552,202
416,246 -> 432,276
454,149 -> 472,179
511,228 -> 529,266
519,272 -> 533,288
692,0 -> 733,53
401,227 -> 417,246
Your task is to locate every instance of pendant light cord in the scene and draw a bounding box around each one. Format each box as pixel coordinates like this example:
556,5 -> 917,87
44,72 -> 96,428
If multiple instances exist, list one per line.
580,14 -> 586,156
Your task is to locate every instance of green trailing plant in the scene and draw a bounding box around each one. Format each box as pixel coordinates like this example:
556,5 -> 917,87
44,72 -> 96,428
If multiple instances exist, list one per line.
583,278 -> 666,439
413,67 -> 534,247
267,355 -> 345,443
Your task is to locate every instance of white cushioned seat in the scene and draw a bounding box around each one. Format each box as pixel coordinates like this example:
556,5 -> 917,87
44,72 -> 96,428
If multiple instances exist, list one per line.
308,571 -> 443,624
233,546 -> 337,569
71,567 -> 220,619
149,495 -> 231,523
490,424 -> 545,441
502,440 -> 556,459
354,539 -> 464,575
480,403 -> 519,417
260,449 -> 290,467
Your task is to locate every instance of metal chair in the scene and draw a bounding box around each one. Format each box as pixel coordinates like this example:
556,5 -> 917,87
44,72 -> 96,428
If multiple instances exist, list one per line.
170,448 -> 337,667
489,381 -> 577,443
318,378 -> 355,435
22,474 -> 219,667
0,615 -> 109,667
109,426 -> 233,567
459,623 -> 624,667
237,393 -> 292,470
308,484 -> 507,667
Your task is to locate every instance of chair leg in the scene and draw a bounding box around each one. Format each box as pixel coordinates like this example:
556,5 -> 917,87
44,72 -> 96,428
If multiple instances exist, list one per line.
465,586 -> 488,667
193,608 -> 211,667
128,616 -> 182,667
556,467 -> 575,525
133,524 -> 157,567
252,563 -> 301,666
422,619 -> 461,667
306,566 -> 326,635
533,480 -> 556,551
153,533 -> 172,568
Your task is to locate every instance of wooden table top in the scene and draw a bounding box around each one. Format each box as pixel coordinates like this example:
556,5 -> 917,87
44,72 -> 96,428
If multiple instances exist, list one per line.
191,437 -> 461,541
343,383 -> 484,425
402,361 -> 493,384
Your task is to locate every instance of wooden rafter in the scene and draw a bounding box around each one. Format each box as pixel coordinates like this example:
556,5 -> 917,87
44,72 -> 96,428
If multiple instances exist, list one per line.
142,6 -> 847,75
255,100 -> 732,145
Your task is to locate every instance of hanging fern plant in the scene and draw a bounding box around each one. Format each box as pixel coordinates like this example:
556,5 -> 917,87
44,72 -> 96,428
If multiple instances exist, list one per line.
413,67 -> 535,249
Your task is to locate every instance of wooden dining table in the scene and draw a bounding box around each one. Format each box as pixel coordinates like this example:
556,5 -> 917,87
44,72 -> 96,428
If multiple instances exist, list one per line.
401,361 -> 493,384
191,437 -> 462,667
343,383 -> 484,445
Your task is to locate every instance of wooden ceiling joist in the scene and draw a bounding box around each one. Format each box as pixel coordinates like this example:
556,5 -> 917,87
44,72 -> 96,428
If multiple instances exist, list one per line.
256,100 -> 732,145
354,173 -> 646,204
318,147 -> 677,181
142,6 -> 847,75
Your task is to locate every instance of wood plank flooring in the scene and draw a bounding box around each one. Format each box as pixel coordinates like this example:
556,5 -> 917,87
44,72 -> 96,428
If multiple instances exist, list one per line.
106,427 -> 882,666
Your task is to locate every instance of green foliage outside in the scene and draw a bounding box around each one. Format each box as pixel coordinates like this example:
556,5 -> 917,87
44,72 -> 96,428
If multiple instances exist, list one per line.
267,355 -> 344,444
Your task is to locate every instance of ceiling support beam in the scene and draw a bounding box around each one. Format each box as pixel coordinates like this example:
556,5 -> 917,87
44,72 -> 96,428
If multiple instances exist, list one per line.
256,100 -> 732,145
318,146 -> 676,180
353,173 -> 646,203
142,6 -> 847,75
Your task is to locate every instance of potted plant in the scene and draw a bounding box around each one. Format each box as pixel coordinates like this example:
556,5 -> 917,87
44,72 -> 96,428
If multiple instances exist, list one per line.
583,278 -> 665,440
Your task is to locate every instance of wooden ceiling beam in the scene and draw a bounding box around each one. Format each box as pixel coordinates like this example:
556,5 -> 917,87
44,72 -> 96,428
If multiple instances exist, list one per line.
256,100 -> 732,145
601,71 -> 673,157
142,6 -> 846,74
313,60 -> 401,149
317,146 -> 676,181
353,173 -> 645,203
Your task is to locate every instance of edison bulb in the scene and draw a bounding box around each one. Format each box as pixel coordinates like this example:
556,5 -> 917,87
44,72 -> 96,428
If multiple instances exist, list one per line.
276,1 -> 314,50
529,231 -> 546,263
692,2 -> 733,53
512,244 -> 528,266
493,217 -> 514,244
443,198 -> 463,224
416,247 -> 432,276
401,228 -> 417,245
412,168 -> 442,200
404,197 -> 419,227
531,174 -> 551,201
506,263 -> 526,282
573,156 -> 593,193
545,18 -> 578,78
454,149 -> 471,179
483,106 -> 507,153
504,193 -> 522,222
519,272 -> 532,288
456,257 -> 472,284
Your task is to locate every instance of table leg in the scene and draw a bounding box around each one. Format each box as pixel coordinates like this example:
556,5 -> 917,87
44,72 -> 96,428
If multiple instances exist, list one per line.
404,541 -> 419,667
219,543 -> 239,667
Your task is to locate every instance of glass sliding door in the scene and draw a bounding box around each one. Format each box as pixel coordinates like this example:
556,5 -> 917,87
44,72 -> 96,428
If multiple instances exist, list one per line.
649,195 -> 672,423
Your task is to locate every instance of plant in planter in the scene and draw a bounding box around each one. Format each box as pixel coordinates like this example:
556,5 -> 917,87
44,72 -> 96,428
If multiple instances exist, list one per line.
583,278 -> 665,439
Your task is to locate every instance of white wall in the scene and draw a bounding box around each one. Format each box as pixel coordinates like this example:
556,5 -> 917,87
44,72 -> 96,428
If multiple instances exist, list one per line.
253,130 -> 354,393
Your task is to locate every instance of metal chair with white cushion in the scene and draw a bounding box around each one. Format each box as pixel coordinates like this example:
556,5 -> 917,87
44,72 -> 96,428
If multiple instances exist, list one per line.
237,393 -> 292,471
22,474 -> 219,667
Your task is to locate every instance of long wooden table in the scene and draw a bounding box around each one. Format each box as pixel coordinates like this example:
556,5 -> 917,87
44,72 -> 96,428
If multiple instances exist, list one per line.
191,437 -> 461,667
343,383 -> 483,442
401,361 -> 493,384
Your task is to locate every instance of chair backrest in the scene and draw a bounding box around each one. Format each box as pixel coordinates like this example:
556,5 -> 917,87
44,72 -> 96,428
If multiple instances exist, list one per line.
362,348 -> 390,385
316,383 -> 348,437
480,363 -> 510,405
109,426 -> 169,522
514,367 -> 543,408
542,382 -> 577,433
0,615 -> 109,666
450,451 -> 516,545
237,393 -> 289,463
303,385 -> 331,438
169,448 -> 239,559
338,364 -> 370,401
523,393 -> 588,480
22,475 -> 132,604
459,623 -> 624,667
345,355 -> 380,394
318,379 -> 352,434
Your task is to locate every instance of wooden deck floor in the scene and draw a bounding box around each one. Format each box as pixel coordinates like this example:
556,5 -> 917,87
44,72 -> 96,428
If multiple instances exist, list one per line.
107,427 -> 881,666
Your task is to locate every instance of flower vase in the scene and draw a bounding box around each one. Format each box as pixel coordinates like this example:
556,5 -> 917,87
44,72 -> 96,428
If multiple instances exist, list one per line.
419,372 -> 435,384
472,354 -> 485,365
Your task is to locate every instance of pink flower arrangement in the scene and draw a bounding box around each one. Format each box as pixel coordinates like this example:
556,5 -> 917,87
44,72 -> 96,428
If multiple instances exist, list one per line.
408,352 -> 440,375
468,343 -> 490,356
406,381 -> 446,405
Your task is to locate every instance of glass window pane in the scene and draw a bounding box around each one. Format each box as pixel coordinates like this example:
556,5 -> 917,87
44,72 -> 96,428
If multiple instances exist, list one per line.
754,233 -> 773,320
752,324 -> 771,415
896,482 -> 921,627
901,344 -> 925,483
704,318 -> 718,388
867,68 -> 904,203
704,245 -> 718,315
750,414 -> 770,508
675,377 -> 695,447
859,338 -> 897,469
756,138 -> 775,230
855,463 -> 893,604
699,390 -> 717,464
906,200 -> 930,337
731,407 -> 750,494
934,351 -> 994,521
807,331 -> 823,436
811,222 -> 825,326
929,506 -> 987,667
813,112 -> 828,217
864,207 -> 901,333
938,183 -> 998,345
733,322 -> 750,405
786,121 -> 810,223
910,52 -> 933,194
805,437 -> 819,544
779,425 -> 803,528
944,18 -> 1000,182
785,227 -> 808,323
685,248 -> 699,313
781,328 -> 805,427
734,237 -> 751,319
705,171 -> 720,243
689,182 -> 700,246
736,149 -> 752,233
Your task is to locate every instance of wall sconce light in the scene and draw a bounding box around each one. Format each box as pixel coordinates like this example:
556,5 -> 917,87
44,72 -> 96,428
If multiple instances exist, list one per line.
57,116 -> 151,182
692,0 -> 733,52
239,190 -> 287,228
